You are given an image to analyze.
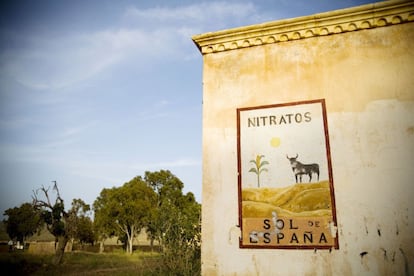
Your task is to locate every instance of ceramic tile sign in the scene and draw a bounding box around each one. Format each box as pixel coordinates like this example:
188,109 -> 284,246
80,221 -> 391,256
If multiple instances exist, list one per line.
237,99 -> 339,249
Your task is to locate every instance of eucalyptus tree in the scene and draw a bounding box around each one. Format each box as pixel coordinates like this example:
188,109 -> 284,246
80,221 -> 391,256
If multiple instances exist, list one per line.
93,176 -> 156,254
145,170 -> 201,275
94,170 -> 201,273
144,170 -> 185,247
66,198 -> 94,245
93,188 -> 114,253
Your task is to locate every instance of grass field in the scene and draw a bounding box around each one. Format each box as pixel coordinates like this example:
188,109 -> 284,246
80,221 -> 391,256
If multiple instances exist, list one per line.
0,250 -> 161,275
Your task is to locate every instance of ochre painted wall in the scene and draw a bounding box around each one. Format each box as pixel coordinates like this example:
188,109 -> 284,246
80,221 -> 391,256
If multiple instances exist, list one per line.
196,2 -> 414,275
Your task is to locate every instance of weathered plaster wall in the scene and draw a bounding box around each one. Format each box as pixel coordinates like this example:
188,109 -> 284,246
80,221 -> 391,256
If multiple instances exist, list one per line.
197,3 -> 414,275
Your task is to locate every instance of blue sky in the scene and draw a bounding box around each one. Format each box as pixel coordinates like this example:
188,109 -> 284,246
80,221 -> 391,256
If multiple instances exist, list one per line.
0,0 -> 377,215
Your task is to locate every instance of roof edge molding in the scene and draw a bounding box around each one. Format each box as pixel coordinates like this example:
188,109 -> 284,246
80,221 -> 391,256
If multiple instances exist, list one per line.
192,1 -> 414,54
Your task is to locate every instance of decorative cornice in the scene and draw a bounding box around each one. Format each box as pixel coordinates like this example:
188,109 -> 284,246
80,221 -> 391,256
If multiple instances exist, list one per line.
192,1 -> 414,54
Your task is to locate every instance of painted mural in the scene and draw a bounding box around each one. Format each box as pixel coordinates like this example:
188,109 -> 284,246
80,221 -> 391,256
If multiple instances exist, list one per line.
237,99 -> 339,249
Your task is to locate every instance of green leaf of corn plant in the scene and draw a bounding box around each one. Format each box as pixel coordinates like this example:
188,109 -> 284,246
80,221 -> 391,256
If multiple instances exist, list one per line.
259,167 -> 268,174
249,168 -> 258,173
260,160 -> 269,167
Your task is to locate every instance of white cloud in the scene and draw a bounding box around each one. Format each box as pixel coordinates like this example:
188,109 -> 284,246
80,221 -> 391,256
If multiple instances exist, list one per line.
1,35 -> 118,91
123,1 -> 268,37
124,2 -> 257,23
1,28 -> 186,91
0,2 -> 268,93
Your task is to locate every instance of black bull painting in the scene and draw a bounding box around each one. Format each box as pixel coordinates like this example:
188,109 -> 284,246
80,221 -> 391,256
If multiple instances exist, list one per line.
286,154 -> 320,183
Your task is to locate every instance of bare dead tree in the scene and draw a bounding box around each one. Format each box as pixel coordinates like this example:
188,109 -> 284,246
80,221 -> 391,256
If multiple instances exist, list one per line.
32,182 -> 69,265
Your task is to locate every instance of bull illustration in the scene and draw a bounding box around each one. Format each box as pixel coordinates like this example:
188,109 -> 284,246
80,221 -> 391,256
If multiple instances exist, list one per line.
286,154 -> 319,183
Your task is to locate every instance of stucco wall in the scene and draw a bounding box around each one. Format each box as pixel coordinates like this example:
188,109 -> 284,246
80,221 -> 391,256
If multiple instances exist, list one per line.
197,3 -> 414,275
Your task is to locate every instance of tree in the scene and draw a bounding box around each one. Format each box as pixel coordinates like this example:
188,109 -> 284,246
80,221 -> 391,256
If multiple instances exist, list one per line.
93,176 -> 156,254
144,170 -> 185,248
144,170 -> 201,275
32,183 -> 92,264
94,170 -> 201,274
32,183 -> 69,264
249,154 -> 269,187
93,188 -> 115,253
75,216 -> 95,245
157,192 -> 201,275
3,203 -> 42,246
66,199 -> 95,246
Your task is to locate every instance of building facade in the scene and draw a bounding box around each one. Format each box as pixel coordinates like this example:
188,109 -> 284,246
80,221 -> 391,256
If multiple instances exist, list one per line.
193,1 -> 414,275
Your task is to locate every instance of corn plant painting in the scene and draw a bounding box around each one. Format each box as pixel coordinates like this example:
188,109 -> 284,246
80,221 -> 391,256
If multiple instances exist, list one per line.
249,155 -> 269,188
237,99 -> 338,249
